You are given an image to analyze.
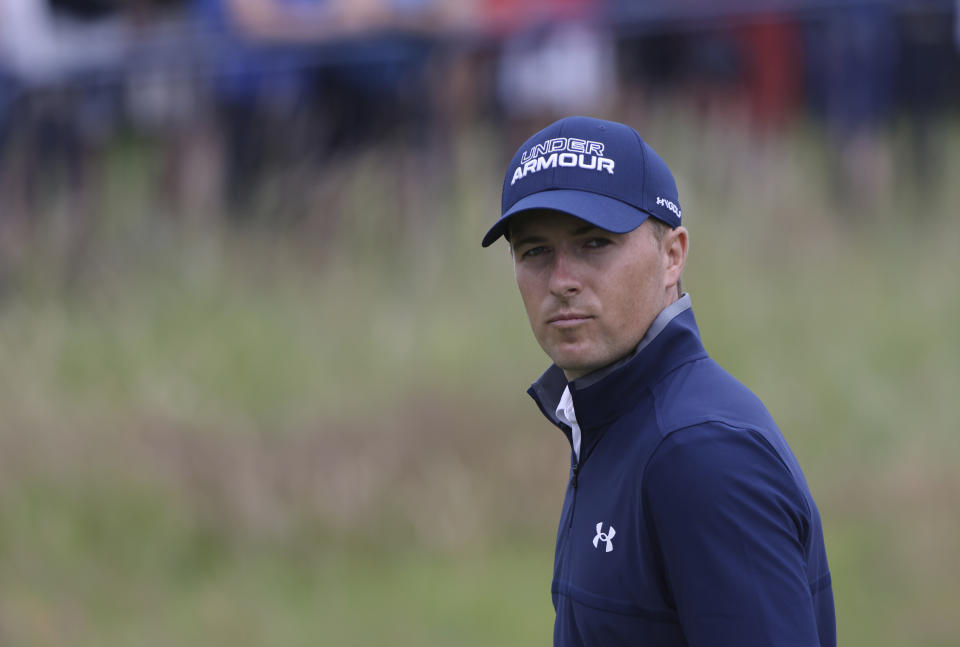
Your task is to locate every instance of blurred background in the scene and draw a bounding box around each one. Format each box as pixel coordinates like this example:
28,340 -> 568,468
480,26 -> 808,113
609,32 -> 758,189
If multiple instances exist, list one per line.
1,0 -> 959,644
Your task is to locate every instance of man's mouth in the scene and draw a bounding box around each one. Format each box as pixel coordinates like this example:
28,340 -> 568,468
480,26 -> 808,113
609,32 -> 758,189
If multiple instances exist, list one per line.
547,313 -> 593,327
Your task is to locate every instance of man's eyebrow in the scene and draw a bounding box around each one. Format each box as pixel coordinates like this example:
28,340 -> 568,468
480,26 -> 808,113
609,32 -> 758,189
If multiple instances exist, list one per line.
510,234 -> 545,250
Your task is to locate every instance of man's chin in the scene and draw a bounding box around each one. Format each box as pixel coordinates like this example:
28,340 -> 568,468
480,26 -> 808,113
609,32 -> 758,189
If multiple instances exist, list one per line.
548,340 -> 633,380
551,352 -> 605,381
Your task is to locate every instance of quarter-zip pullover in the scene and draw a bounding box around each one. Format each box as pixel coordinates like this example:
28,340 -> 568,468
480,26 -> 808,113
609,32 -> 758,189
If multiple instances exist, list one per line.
528,296 -> 836,647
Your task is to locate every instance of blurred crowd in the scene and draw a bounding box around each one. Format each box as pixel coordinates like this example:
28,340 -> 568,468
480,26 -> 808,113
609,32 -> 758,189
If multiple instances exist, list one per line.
0,0 -> 958,236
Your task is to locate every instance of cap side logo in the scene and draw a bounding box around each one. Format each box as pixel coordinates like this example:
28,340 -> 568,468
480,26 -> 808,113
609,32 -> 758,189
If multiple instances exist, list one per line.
511,137 -> 615,186
655,196 -> 681,220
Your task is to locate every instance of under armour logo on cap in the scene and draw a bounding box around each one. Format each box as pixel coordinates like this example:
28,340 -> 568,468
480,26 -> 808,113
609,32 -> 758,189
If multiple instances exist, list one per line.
481,116 -> 682,248
593,522 -> 616,553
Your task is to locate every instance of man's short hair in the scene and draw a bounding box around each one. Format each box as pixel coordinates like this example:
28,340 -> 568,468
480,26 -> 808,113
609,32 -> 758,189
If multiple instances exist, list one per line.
647,218 -> 669,248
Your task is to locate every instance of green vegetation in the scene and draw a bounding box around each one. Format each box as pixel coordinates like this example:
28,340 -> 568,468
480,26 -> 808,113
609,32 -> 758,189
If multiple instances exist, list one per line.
0,118 -> 958,645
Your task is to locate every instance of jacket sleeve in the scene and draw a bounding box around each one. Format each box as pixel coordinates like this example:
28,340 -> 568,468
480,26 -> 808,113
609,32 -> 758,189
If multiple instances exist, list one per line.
642,422 -> 822,647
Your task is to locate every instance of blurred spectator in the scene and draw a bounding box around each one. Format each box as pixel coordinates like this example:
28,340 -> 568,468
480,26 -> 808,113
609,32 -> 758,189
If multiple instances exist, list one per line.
186,0 -> 446,224
490,0 -> 614,148
897,6 -> 956,193
737,13 -> 803,134
187,0 -> 328,219
0,0 -> 128,275
805,4 -> 898,209
615,14 -> 748,138
0,0 -> 127,85
496,19 -> 615,119
121,0 -> 219,224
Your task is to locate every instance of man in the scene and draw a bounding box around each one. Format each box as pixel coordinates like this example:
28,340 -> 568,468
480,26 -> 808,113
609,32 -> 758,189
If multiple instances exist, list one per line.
482,116 -> 835,646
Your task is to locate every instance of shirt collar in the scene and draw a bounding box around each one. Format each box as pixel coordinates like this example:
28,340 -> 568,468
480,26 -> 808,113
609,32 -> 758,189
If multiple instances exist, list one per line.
556,385 -> 576,426
555,385 -> 582,459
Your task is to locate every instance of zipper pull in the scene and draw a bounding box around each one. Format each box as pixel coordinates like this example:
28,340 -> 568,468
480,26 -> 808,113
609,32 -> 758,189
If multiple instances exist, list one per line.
571,462 -> 579,489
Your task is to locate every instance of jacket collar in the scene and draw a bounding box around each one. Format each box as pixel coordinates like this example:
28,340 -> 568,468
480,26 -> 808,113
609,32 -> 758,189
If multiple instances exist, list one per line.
527,294 -> 707,444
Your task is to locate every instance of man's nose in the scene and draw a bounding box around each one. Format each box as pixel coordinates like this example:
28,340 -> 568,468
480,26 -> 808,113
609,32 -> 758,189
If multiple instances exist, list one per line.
548,251 -> 582,297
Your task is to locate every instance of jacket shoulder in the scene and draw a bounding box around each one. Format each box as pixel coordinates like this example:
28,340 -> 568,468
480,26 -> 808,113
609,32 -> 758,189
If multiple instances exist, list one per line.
648,357 -> 814,506
652,357 -> 776,436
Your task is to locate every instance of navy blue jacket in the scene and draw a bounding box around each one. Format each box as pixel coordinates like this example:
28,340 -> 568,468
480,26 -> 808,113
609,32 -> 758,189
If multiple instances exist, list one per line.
528,297 -> 835,647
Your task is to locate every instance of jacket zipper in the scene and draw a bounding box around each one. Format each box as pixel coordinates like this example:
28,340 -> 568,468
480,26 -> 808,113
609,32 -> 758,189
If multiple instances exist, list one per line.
568,460 -> 579,529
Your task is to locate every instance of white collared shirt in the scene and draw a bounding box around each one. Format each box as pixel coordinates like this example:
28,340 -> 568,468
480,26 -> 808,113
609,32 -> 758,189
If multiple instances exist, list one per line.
556,385 -> 582,461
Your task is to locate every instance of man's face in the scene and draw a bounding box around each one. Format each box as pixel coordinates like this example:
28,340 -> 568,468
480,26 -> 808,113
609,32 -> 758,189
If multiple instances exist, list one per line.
510,210 -> 685,380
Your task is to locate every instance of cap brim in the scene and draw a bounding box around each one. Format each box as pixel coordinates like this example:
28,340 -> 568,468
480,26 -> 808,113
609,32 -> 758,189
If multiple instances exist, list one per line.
481,190 -> 651,247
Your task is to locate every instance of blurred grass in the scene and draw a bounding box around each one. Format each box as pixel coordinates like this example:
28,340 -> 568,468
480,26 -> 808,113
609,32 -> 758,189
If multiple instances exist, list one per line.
0,115 -> 959,645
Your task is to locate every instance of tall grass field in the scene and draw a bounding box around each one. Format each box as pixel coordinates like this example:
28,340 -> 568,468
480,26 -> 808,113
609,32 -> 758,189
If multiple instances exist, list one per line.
0,116 -> 958,646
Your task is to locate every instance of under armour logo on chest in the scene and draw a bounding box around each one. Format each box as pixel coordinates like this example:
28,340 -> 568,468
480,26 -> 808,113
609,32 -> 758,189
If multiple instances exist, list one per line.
592,522 -> 616,552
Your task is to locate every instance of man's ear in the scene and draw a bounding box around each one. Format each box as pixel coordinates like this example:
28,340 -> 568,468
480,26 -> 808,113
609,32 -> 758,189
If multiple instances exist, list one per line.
663,226 -> 689,289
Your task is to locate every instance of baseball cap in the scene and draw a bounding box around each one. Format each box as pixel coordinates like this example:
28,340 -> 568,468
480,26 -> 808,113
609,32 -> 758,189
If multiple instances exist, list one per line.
481,116 -> 682,247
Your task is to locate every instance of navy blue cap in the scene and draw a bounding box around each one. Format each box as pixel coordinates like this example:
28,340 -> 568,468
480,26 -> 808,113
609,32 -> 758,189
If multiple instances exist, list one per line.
482,116 -> 682,247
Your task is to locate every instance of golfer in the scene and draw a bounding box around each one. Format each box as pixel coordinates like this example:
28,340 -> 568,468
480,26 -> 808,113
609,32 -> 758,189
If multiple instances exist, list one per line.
482,116 -> 836,647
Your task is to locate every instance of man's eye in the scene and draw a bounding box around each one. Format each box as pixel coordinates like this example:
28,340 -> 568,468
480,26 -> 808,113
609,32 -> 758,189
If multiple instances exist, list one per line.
521,246 -> 548,258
